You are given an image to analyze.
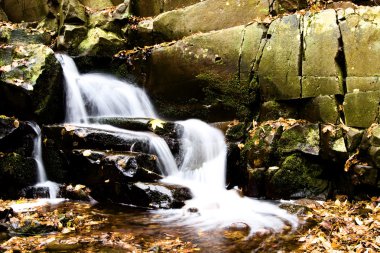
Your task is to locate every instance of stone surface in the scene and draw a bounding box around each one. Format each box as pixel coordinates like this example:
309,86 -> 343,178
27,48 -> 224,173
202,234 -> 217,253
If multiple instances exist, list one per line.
2,0 -> 49,22
0,44 -> 64,123
267,153 -> 329,199
145,25 -> 262,121
80,0 -> 114,10
339,7 -> 380,92
277,122 -> 320,156
302,9 -> 342,97
300,96 -> 340,124
343,91 -> 380,128
130,0 -> 202,17
57,25 -> 88,53
152,0 -> 269,40
258,14 -> 301,100
78,28 -> 125,56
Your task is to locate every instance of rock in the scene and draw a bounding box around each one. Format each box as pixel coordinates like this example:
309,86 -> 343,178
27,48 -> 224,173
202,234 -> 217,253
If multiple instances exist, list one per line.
0,153 -> 37,199
130,0 -> 202,17
2,0 -> 49,22
57,25 -> 88,54
277,122 -> 320,156
300,96 -> 340,124
344,127 -> 364,152
79,0 -> 114,10
339,7 -> 380,93
123,182 -> 192,209
143,23 -> 265,120
20,186 -> 50,198
226,143 -> 245,189
58,184 -> 92,201
245,120 -> 284,168
225,122 -> 246,142
352,164 -> 378,186
0,25 -> 52,45
152,0 -> 269,40
273,0 -> 308,14
259,100 -> 299,121
78,28 -> 125,57
0,44 -> 64,123
0,7 -> 8,21
302,10 -> 343,98
60,0 -> 87,24
258,14 -> 301,100
244,167 -> 266,197
267,154 -> 329,199
320,124 -> 348,162
42,124 -> 151,153
343,91 -> 380,128
279,203 -> 311,216
0,207 -> 13,222
0,116 -> 35,156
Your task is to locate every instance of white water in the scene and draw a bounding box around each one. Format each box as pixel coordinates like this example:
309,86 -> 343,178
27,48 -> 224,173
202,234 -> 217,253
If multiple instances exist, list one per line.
28,122 -> 60,199
57,54 -> 298,234
56,54 -> 157,123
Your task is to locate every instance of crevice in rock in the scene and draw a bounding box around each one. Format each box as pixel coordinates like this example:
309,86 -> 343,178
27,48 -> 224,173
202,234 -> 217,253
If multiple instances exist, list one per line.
299,14 -> 304,98
238,26 -> 247,84
249,23 -> 270,84
334,10 -> 348,124
268,0 -> 276,16
335,94 -> 345,125
335,11 -> 348,95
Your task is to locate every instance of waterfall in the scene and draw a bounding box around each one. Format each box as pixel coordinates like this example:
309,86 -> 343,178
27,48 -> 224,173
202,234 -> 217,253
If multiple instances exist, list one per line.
28,122 -> 59,199
56,54 -> 157,123
57,54 -> 298,233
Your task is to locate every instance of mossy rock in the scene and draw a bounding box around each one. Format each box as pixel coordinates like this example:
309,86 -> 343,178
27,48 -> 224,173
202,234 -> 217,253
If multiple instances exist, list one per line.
267,154 -> 329,199
0,152 -> 37,199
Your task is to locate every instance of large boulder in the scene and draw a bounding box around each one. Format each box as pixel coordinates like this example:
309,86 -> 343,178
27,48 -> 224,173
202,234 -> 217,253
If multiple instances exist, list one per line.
136,23 -> 266,121
0,44 -> 64,123
152,0 -> 269,40
79,0 -> 114,10
2,0 -> 49,22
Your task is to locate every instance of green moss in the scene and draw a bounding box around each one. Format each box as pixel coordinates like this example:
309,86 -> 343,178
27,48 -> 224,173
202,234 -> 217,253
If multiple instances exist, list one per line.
197,72 -> 259,121
269,154 -> 328,199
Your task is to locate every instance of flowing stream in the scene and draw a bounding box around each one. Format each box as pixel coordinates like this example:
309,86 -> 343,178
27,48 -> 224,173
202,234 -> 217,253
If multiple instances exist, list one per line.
55,54 -> 298,234
27,122 -> 59,199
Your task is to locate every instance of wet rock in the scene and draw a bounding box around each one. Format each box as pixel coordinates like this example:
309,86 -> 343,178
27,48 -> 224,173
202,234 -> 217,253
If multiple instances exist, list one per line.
0,207 -> 13,222
20,186 -> 50,199
0,153 -> 37,199
2,0 -> 49,22
259,14 -> 301,100
59,184 -> 92,201
0,44 -> 64,123
124,182 -> 192,209
0,116 -> 35,156
68,149 -> 161,185
152,0 -> 269,40
225,122 -> 246,142
78,27 -> 125,57
302,10 -> 342,98
273,0 -> 308,14
351,165 -> 378,186
130,0 -> 202,17
0,25 -> 52,45
60,0 -> 87,24
244,167 -> 266,198
259,101 -> 299,121
43,124 -> 151,153
267,153 -> 329,199
277,122 -> 320,156
226,143 -> 245,189
279,202 -> 311,216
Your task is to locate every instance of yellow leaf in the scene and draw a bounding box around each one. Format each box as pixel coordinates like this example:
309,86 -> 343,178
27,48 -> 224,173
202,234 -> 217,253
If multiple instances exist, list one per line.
13,119 -> 19,128
149,119 -> 165,130
82,150 -> 92,157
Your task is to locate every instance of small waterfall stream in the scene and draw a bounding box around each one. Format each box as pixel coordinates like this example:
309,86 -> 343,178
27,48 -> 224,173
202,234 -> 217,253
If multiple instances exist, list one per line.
56,54 -> 298,233
28,122 -> 59,199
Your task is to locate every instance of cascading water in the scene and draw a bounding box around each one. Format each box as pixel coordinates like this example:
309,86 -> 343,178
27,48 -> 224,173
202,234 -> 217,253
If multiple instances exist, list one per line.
56,54 -> 298,234
28,122 -> 59,199
56,54 -> 157,123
